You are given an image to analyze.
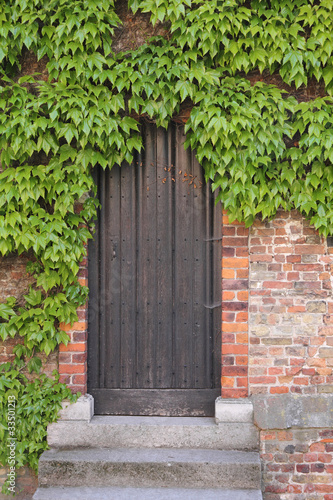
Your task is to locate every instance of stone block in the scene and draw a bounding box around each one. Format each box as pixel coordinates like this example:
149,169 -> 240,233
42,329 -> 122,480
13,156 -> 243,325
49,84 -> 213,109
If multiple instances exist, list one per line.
215,397 -> 253,424
253,394 -> 333,429
306,301 -> 326,313
57,394 -> 94,422
319,348 -> 333,358
250,326 -> 270,337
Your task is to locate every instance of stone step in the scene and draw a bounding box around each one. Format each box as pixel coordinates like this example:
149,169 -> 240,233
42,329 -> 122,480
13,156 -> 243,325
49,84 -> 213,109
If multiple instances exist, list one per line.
37,448 -> 261,490
47,415 -> 258,451
33,486 -> 263,500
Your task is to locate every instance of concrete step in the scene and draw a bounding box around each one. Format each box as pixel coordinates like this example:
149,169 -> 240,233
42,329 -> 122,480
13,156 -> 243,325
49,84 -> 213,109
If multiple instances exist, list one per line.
47,416 -> 259,451
37,448 -> 261,490
33,486 -> 263,500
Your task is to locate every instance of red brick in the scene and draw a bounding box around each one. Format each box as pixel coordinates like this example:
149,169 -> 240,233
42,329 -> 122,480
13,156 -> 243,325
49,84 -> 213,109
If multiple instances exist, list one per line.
59,364 -> 86,374
223,237 -> 248,246
59,342 -> 86,352
314,485 -> 333,493
288,306 -> 306,312
249,376 -> 276,384
223,324 -> 248,334
72,331 -> 88,342
250,254 -> 273,262
274,237 -> 289,245
275,246 -> 294,253
236,311 -> 248,322
60,321 -> 87,332
236,227 -> 249,236
293,377 -> 309,385
221,388 -> 248,398
237,291 -> 249,301
235,356 -> 248,365
221,333 -> 235,343
222,257 -> 249,269
265,485 -> 288,494
311,462 -> 326,472
251,245 -> 267,253
72,374 -> 87,385
72,352 -> 87,363
280,464 -> 295,473
77,309 -> 88,321
221,376 -> 235,387
222,279 -> 249,290
236,269 -> 249,278
222,226 -> 236,235
58,353 -> 71,363
222,355 -> 234,365
236,247 -> 248,257
59,374 -> 71,384
222,312 -> 235,322
294,244 -> 325,254
262,281 -> 294,289
287,272 -> 300,281
237,377 -> 248,387
277,430 -> 293,441
222,345 -> 248,355
268,367 -> 283,375
296,463 -> 309,473
310,442 -> 326,452
222,268 -> 235,279
304,453 -> 318,462
222,247 -> 235,257
222,366 -> 248,376
236,332 -> 248,343
318,453 -> 333,463
222,301 -> 248,312
294,263 -> 323,271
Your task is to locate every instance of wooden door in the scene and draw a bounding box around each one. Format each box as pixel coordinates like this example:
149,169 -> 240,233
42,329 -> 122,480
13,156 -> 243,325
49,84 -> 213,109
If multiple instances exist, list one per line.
88,123 -> 222,416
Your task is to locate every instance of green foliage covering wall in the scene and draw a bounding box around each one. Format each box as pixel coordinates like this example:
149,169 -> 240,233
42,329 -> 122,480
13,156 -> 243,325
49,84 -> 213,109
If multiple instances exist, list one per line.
1,0 -> 333,488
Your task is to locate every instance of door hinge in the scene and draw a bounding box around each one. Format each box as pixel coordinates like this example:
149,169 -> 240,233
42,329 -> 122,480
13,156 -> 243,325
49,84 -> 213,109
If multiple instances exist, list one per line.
204,303 -> 222,309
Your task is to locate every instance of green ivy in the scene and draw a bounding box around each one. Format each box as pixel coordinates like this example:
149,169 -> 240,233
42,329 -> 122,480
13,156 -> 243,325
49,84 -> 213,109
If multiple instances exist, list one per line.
1,0 -> 333,491
0,363 -> 78,493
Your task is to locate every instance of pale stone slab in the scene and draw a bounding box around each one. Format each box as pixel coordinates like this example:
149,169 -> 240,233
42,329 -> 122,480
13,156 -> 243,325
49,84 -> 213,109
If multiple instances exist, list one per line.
215,397 -> 254,424
33,487 -> 263,500
58,394 -> 94,422
47,416 -> 258,451
38,448 -> 261,490
253,394 -> 333,429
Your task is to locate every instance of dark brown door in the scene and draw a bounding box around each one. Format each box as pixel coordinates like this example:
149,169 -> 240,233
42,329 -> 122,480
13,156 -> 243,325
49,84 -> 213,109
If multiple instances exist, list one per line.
88,123 -> 222,416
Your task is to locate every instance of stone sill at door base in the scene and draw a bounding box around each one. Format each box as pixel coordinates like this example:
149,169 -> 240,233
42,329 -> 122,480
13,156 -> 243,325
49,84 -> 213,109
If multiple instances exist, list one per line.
55,394 -> 254,425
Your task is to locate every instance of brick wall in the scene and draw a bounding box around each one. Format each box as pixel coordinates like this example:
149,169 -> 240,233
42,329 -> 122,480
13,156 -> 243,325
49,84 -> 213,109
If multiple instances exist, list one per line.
0,254 -> 56,499
249,210 -> 333,500
221,211 -> 250,397
261,429 -> 333,499
58,255 -> 89,394
0,468 -> 37,500
3,209 -> 333,500
249,210 -> 333,396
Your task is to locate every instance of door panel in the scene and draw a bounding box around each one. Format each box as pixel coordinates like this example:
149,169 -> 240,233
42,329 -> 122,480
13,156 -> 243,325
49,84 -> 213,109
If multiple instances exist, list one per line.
88,123 -> 222,415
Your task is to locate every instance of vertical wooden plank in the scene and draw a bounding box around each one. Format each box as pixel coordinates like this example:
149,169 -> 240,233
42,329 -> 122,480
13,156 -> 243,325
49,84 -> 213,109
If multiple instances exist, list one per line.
211,190 -> 222,388
136,124 -> 157,389
98,167 -> 107,388
155,126 -> 173,388
105,165 -> 121,388
191,153 -> 208,388
119,161 -> 137,388
87,168 -> 101,390
174,125 -> 193,389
